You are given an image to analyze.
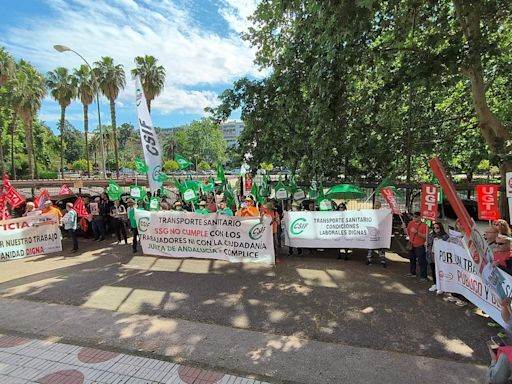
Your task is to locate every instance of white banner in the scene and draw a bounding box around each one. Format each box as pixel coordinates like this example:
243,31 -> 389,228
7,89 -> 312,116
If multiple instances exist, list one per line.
0,214 -> 62,262
135,211 -> 275,263
434,240 -> 512,331
135,75 -> 163,193
506,172 -> 512,198
283,209 -> 392,249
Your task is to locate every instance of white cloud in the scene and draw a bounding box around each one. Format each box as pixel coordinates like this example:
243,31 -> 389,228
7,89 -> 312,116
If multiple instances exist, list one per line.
1,0 -> 263,116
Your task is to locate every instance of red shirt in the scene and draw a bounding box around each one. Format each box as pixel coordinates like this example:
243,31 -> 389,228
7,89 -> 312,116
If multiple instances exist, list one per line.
494,250 -> 512,268
407,220 -> 428,247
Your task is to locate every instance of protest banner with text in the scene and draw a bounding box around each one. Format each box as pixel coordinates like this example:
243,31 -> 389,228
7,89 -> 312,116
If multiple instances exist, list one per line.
476,184 -> 499,220
283,209 -> 392,249
434,239 -> 512,331
420,184 -> 438,221
135,211 -> 275,263
0,214 -> 62,262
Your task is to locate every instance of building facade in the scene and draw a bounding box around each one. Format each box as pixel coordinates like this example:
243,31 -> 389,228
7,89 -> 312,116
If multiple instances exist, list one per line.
220,120 -> 244,148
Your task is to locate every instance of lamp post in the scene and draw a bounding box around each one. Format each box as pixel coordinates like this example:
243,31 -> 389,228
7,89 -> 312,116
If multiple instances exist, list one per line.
53,44 -> 106,179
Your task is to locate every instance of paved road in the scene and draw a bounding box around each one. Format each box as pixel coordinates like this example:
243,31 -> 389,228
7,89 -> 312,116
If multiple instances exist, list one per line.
0,238 -> 494,382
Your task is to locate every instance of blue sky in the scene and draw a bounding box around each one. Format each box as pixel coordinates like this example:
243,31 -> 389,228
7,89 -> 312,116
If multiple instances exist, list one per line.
0,0 -> 262,132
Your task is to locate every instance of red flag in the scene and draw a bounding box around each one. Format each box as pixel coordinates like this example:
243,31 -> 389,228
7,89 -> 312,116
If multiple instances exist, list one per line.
476,184 -> 499,220
73,197 -> 89,218
59,184 -> 72,195
420,184 -> 438,221
34,189 -> 50,208
3,174 -> 25,208
380,187 -> 401,215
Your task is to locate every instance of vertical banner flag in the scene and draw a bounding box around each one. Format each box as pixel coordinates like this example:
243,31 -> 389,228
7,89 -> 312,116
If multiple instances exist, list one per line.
73,197 -> 89,218
34,189 -> 50,208
3,174 -> 25,208
380,187 -> 401,215
476,185 -> 499,220
420,184 -> 438,221
135,75 -> 163,193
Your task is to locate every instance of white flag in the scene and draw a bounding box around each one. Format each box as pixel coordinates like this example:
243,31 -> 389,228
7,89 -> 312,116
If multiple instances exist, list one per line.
135,76 -> 163,193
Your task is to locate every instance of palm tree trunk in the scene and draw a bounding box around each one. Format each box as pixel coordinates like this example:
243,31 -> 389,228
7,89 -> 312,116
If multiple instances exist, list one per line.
83,103 -> 90,178
60,104 -> 65,179
24,119 -> 34,180
10,112 -> 16,179
0,115 -> 4,176
110,99 -> 119,178
30,120 -> 38,179
147,99 -> 151,114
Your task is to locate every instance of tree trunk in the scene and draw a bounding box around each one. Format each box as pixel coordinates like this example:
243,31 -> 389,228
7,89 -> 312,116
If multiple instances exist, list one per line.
24,118 -> 34,180
60,105 -> 65,179
110,99 -> 119,178
0,115 -> 4,176
10,112 -> 16,179
452,0 -> 511,219
83,103 -> 90,178
147,99 -> 151,114
30,119 -> 38,179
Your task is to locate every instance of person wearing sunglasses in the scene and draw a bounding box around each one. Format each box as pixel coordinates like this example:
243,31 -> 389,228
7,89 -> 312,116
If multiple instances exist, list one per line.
485,226 -> 500,252
492,236 -> 512,275
426,222 -> 449,292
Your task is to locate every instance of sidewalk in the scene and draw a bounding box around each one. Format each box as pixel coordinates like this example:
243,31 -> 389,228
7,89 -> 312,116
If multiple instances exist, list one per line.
0,297 -> 486,384
0,333 -> 267,384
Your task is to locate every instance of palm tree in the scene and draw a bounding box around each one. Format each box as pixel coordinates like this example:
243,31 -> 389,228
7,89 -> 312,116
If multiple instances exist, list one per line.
47,67 -> 77,179
0,48 -> 15,175
74,64 -> 94,177
94,57 -> 125,178
11,60 -> 46,180
131,55 -> 165,113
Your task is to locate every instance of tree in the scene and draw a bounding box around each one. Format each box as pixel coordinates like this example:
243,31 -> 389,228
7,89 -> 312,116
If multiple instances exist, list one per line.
163,159 -> 179,172
94,56 -> 125,178
62,121 -> 85,165
12,60 -> 46,180
0,47 -> 15,175
197,160 -> 210,171
71,159 -> 90,175
47,67 -> 76,179
163,118 -> 227,168
131,55 -> 165,113
74,64 -> 95,177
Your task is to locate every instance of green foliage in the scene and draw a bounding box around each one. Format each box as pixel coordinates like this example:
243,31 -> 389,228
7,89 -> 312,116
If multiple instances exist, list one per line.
71,159 -> 90,172
260,162 -> 273,172
197,160 -> 210,171
163,118 -> 227,167
38,170 -> 58,179
163,159 -> 179,172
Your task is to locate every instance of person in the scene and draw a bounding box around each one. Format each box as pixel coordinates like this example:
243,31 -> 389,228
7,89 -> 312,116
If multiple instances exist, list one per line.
494,219 -> 512,237
143,191 -> 153,211
236,196 -> 260,217
206,193 -> 217,213
127,199 -> 139,253
61,202 -> 78,253
426,222 -> 449,292
42,200 -> 63,222
288,201 -> 303,256
99,192 -> 112,233
160,201 -> 171,211
196,201 -> 209,214
307,201 -> 316,211
336,202 -> 349,260
404,212 -> 429,279
486,316 -> 512,384
261,201 -> 280,254
23,202 -> 41,216
173,201 -> 186,212
485,226 -> 500,252
492,236 -> 512,274
91,197 -> 106,241
367,201 -> 386,267
217,199 -> 233,216
110,200 -> 128,245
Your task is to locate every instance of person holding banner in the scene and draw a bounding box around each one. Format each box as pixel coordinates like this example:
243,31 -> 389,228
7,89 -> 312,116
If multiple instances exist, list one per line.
196,201 -> 209,214
127,199 -> 139,253
261,201 -> 280,252
404,212 -> 429,279
288,201 -> 303,256
23,202 -> 41,217
61,203 -> 78,253
426,222 -> 449,292
42,200 -> 63,222
110,200 -> 128,245
366,201 -> 386,267
217,200 -> 233,216
485,226 -> 500,252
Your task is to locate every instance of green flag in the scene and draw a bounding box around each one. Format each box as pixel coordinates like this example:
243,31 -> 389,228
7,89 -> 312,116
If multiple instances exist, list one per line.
260,174 -> 270,197
201,178 -> 215,193
130,185 -> 145,201
274,175 -> 289,201
217,162 -> 225,182
157,171 -> 169,182
175,154 -> 192,169
309,180 -> 319,200
135,157 -> 149,174
289,174 -> 297,194
224,182 -> 236,208
108,179 -> 123,201
160,186 -> 168,198
375,177 -> 402,198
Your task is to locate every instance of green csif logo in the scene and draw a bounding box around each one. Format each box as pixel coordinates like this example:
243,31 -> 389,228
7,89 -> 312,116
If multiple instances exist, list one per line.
290,217 -> 308,235
137,216 -> 150,233
249,222 -> 266,240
